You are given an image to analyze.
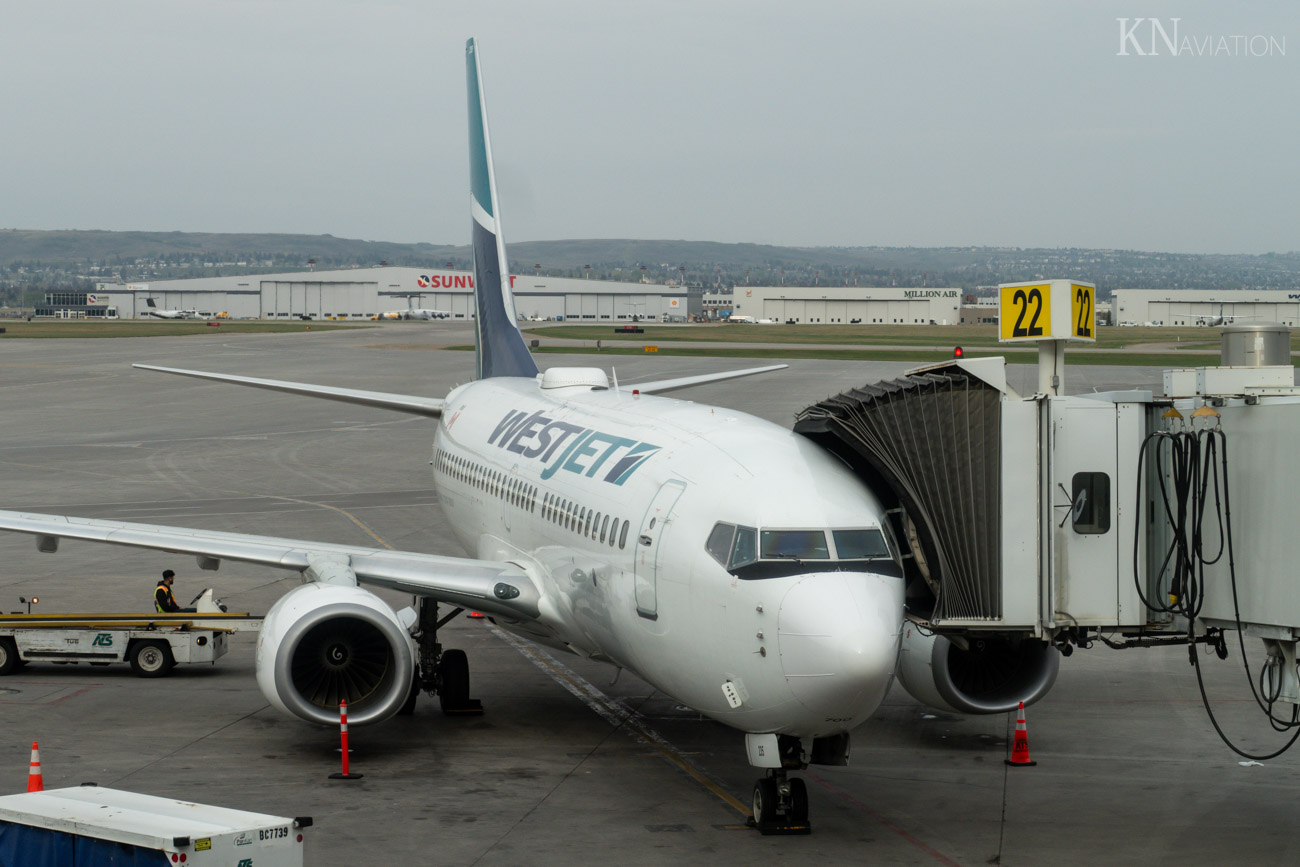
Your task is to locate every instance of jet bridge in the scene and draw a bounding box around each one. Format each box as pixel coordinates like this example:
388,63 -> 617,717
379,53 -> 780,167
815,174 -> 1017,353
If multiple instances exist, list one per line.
795,315 -> 1300,725
796,356 -> 1148,634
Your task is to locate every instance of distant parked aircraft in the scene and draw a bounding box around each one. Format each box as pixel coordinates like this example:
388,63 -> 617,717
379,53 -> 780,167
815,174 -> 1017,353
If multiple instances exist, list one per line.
143,298 -> 201,320
374,298 -> 452,321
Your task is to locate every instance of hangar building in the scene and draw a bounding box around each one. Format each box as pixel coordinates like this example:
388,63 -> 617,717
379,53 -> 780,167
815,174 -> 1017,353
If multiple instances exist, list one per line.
723,286 -> 961,325
86,267 -> 693,321
1112,289 -> 1300,326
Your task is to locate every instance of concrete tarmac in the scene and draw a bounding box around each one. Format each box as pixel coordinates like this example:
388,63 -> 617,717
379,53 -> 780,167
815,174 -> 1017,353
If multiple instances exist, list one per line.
1,322 -> 1297,865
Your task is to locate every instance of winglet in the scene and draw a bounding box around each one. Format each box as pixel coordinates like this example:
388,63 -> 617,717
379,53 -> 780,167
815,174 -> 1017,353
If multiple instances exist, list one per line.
466,38 -> 538,381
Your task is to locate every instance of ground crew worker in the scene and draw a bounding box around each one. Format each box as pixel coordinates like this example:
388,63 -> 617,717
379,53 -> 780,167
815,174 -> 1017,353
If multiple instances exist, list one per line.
155,570 -> 195,613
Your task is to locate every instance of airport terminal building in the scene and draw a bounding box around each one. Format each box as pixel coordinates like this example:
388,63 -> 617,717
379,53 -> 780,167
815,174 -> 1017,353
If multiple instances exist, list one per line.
83,267 -> 694,321
1112,289 -> 1300,326
720,286 -> 961,325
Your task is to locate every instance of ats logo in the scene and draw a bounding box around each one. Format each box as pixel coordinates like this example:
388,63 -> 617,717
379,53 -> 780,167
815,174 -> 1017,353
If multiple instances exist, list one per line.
488,409 -> 659,485
416,274 -> 517,289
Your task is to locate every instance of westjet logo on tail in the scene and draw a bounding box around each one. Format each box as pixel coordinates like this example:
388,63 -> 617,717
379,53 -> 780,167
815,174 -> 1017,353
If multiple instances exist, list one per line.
489,409 -> 660,485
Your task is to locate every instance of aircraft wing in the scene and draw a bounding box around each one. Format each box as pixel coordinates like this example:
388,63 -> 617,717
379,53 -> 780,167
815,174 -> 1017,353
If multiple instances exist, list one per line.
630,363 -> 788,395
0,510 -> 539,620
133,365 -> 444,417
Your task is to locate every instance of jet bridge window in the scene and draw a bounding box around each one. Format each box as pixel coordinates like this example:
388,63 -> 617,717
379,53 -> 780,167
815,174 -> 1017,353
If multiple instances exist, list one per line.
1071,472 -> 1111,534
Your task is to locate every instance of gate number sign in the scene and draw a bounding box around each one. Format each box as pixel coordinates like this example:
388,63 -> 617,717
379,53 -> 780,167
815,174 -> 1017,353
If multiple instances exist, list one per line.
998,280 -> 1096,343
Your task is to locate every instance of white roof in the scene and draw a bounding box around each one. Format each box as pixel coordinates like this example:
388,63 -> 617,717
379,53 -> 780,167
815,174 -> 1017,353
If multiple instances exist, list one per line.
0,786 -> 294,849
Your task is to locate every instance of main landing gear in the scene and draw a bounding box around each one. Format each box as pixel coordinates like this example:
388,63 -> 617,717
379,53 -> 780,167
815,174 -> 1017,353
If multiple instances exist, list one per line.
398,598 -> 483,716
745,731 -> 850,835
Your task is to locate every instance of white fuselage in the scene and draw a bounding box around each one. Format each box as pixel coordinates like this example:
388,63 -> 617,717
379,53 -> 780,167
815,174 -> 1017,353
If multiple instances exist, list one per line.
431,375 -> 904,738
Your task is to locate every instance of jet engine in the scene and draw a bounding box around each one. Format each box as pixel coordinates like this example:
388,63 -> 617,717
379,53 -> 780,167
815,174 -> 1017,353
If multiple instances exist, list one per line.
895,624 -> 1059,715
255,582 -> 415,726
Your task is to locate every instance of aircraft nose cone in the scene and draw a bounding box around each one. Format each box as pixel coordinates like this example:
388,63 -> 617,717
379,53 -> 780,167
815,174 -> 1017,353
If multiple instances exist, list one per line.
776,571 -> 903,727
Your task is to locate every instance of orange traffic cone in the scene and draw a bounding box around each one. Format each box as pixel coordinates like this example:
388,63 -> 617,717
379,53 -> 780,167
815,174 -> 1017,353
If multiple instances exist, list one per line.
1005,702 -> 1036,767
27,741 -> 44,792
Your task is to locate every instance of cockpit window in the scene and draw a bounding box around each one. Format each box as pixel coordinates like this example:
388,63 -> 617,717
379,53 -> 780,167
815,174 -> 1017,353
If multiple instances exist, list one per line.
729,526 -> 757,569
831,528 -> 890,560
706,521 -> 898,579
760,530 -> 829,560
706,522 -> 735,566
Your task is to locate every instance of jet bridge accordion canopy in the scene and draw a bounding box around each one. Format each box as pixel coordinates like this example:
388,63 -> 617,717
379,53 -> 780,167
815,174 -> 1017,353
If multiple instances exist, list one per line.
794,370 -> 1002,621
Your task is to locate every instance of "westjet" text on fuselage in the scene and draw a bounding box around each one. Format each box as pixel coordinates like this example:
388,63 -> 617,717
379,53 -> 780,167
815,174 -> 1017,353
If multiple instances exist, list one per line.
488,408 -> 660,485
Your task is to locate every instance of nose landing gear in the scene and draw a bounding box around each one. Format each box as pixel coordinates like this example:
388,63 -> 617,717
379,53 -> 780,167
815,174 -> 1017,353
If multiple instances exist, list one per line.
750,771 -> 810,835
746,732 -> 813,835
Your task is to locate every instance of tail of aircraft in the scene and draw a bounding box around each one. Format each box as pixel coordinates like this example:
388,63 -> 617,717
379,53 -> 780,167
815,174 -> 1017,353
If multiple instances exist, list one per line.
466,38 -> 539,381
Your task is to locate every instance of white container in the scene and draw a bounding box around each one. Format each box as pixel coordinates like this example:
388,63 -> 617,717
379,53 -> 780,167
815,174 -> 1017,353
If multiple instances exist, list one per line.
0,786 -> 309,865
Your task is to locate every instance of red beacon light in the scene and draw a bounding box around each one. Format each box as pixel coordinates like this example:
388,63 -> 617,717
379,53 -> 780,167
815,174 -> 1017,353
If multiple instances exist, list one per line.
953,346 -> 964,358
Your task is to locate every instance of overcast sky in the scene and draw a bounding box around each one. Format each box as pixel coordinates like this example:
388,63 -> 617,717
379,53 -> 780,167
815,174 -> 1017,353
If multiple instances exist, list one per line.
1,2 -> 1296,254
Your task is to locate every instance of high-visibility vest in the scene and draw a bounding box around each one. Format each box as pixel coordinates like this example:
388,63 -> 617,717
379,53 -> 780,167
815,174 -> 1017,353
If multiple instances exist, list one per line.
155,582 -> 176,613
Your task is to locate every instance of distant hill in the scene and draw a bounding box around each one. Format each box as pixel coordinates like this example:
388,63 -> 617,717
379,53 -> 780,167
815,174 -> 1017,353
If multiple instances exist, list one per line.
2,230 -> 1299,299
0,229 -> 459,269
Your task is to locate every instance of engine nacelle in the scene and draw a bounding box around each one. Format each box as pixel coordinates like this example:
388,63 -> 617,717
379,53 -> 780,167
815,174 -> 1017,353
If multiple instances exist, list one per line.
896,624 -> 1059,715
256,582 -> 415,726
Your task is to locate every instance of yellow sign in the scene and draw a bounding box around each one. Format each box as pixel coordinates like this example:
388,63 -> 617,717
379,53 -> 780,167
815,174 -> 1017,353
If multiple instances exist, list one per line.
195,838 -> 212,851
999,283 -> 1052,341
644,345 -> 658,353
1070,283 -> 1095,340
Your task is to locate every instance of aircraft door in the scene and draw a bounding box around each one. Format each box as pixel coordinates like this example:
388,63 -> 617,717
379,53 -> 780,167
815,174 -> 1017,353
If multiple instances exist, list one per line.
634,480 -> 686,620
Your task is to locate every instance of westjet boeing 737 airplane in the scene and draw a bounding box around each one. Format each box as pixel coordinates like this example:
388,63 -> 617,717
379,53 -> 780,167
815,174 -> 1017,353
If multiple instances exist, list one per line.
0,39 -> 911,832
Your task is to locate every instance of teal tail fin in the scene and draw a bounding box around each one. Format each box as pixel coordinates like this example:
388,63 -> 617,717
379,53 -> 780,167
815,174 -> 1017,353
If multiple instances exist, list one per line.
466,38 -> 539,381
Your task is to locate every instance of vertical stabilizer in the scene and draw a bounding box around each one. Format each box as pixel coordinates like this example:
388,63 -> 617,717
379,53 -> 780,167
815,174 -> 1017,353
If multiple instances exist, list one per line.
466,38 -> 539,381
